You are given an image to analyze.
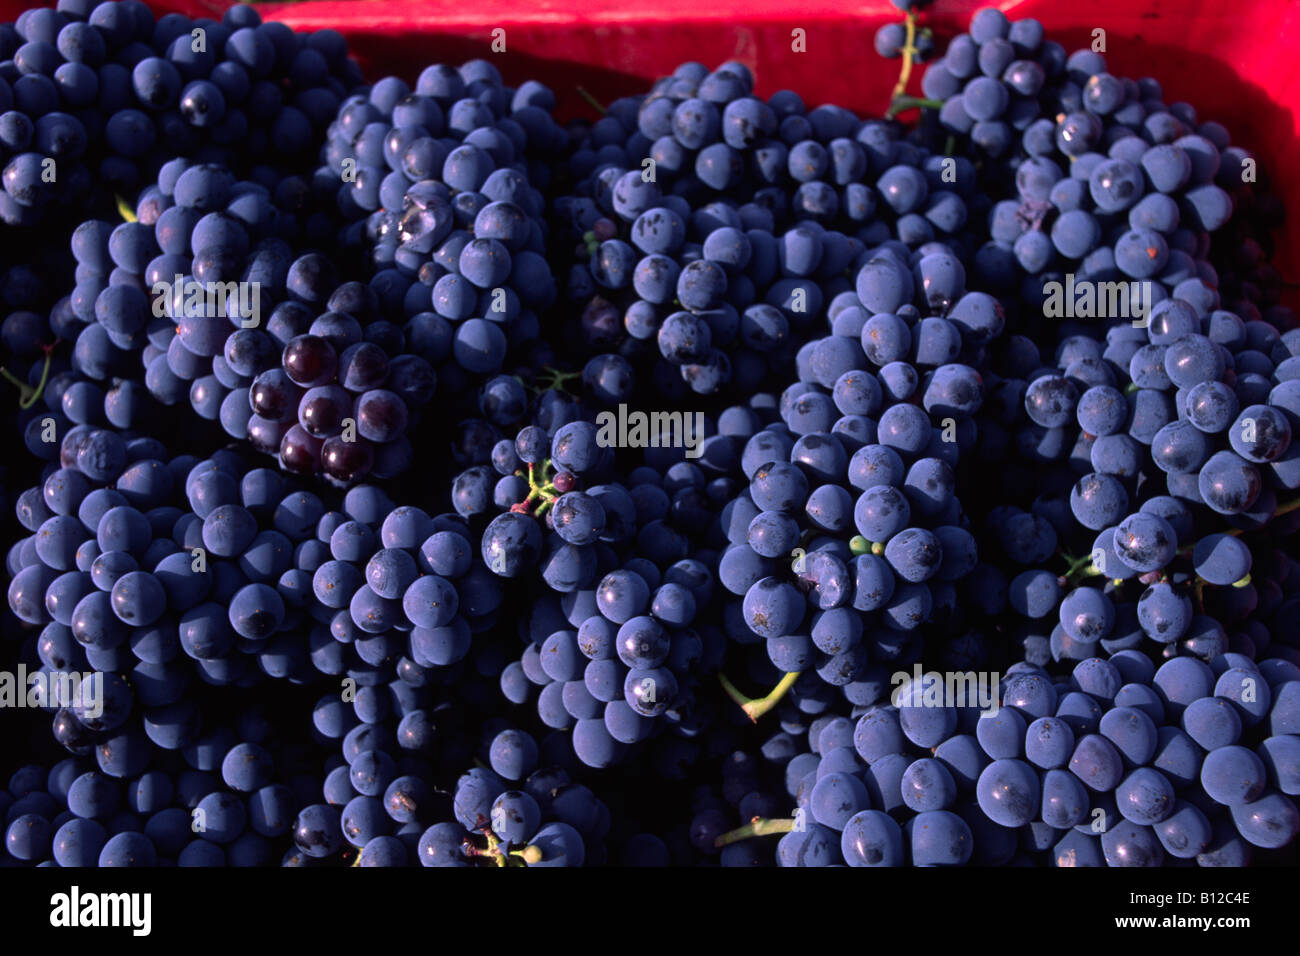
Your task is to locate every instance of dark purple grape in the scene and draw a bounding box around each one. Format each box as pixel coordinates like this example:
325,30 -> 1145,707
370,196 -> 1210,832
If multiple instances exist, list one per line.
338,342 -> 390,392
282,334 -> 339,388
280,425 -> 323,474
298,385 -> 351,438
249,369 -> 301,423
321,436 -> 374,482
355,390 -> 409,443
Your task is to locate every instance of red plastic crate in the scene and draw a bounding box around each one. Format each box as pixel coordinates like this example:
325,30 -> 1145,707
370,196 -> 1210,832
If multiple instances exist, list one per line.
5,0 -> 1298,290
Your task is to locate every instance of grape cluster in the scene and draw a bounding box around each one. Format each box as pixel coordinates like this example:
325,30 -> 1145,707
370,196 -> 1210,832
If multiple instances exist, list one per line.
712,297 -> 989,711
10,439 -> 334,687
316,59 -> 563,392
0,1 -> 361,405
0,426 -> 603,865
306,493 -> 505,679
426,728 -> 609,867
689,652 -> 1297,866
0,1 -> 358,228
552,62 -> 928,399
55,158 -> 441,482
301,712 -> 610,867
906,6 -> 1300,673
2,709 -> 326,867
661,5 -> 1300,865
453,396 -> 745,769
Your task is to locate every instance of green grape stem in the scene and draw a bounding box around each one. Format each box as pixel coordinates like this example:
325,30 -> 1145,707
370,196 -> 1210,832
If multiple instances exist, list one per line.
718,671 -> 801,723
888,11 -> 921,106
714,817 -> 798,847
511,459 -> 562,517
884,11 -> 942,119
462,830 -> 525,868
0,346 -> 54,410
887,95 -> 944,118
512,845 -> 543,865
1179,494 -> 1300,559
532,365 -> 582,396
1055,496 -> 1300,591
1062,552 -> 1104,587
576,86 -> 607,115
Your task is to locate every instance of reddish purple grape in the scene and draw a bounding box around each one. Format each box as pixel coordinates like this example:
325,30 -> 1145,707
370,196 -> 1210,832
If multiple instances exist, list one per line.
322,435 -> 374,482
282,334 -> 339,388
298,385 -> 351,438
280,425 -> 323,473
247,414 -> 290,456
249,369 -> 301,422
